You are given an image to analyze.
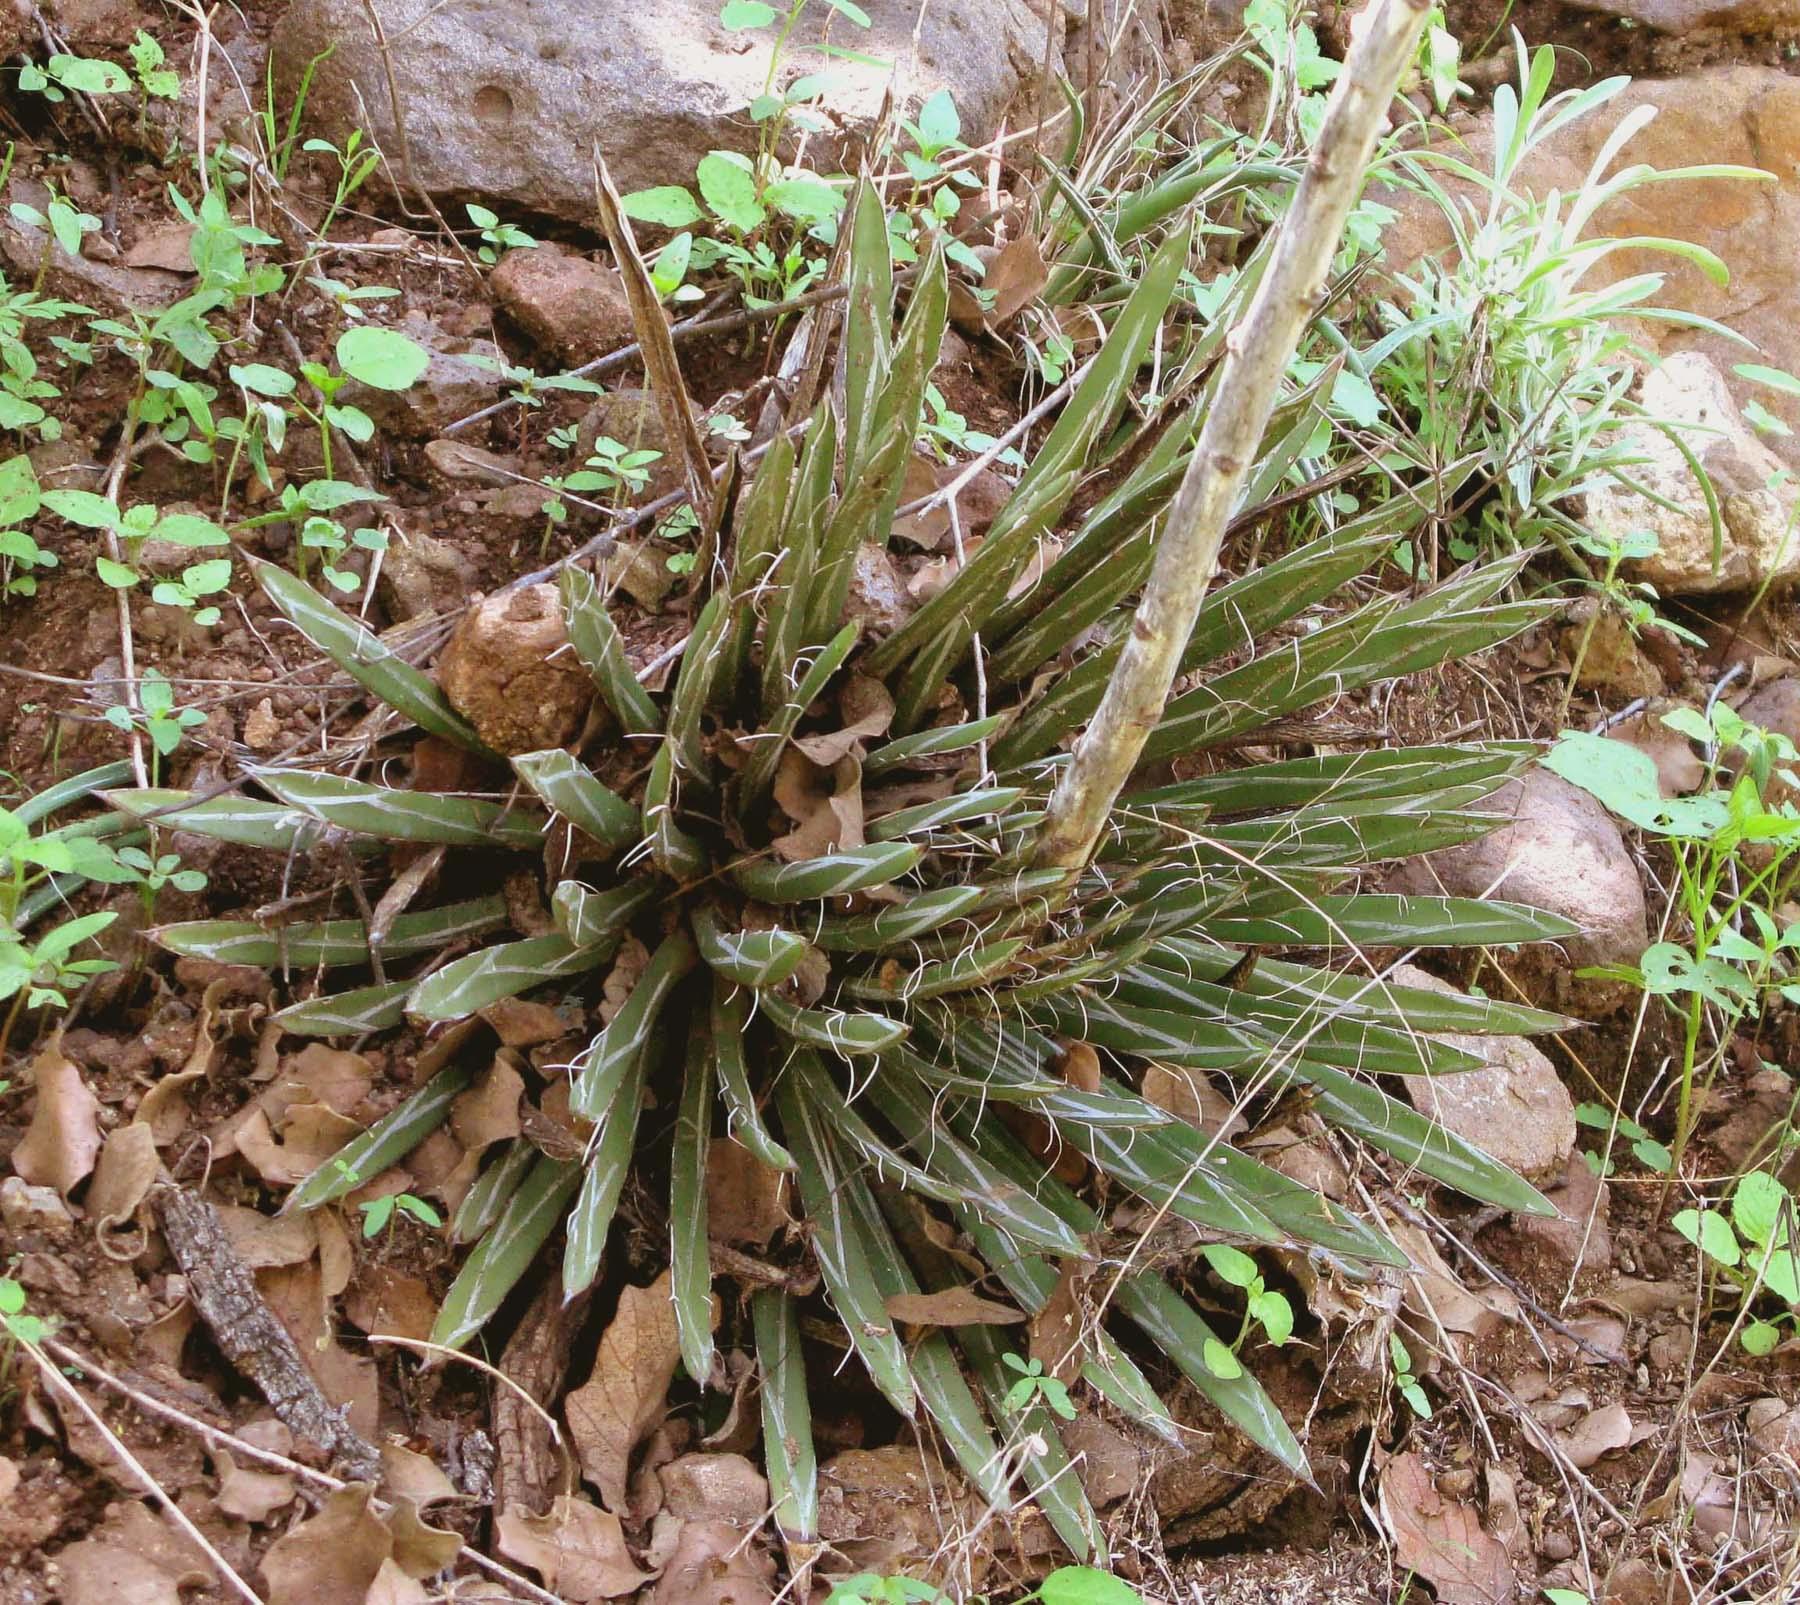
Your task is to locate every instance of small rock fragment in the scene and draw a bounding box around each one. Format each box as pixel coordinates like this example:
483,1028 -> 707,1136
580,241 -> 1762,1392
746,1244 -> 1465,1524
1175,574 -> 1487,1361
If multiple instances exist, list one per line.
658,1453 -> 768,1525
437,585 -> 594,753
1391,966 -> 1576,1180
492,244 -> 634,363
0,1175 -> 75,1237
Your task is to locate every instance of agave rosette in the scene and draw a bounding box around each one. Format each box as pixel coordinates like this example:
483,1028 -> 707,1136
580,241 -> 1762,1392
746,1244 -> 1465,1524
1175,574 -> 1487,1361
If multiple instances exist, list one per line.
134,187 -> 1570,1558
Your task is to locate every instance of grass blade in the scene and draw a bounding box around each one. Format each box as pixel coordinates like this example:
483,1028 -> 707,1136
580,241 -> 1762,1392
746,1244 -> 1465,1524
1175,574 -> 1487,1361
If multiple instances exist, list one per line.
286,1062 -> 477,1212
432,1154 -> 581,1350
451,1137 -> 538,1244
563,1030 -> 648,1298
730,841 -> 922,903
151,895 -> 508,968
273,980 -> 411,1036
712,979 -> 795,1170
754,1288 -> 818,1550
408,933 -> 615,1022
671,1015 -> 716,1384
560,566 -> 661,734
259,771 -> 544,849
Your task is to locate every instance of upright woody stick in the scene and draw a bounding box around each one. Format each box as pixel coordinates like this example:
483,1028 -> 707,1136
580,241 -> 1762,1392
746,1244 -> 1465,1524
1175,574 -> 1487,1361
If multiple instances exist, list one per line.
1035,0 -> 1432,872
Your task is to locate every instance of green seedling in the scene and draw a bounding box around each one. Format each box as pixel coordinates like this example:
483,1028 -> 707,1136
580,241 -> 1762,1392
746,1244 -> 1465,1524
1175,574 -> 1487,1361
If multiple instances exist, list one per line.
1673,1169 -> 1799,1356
1204,1244 -> 1295,1362
1001,1352 -> 1076,1420
301,130 -> 383,243
467,204 -> 535,265
1390,1333 -> 1432,1419
104,670 -> 206,783
0,454 -> 57,599
17,52 -> 131,101
360,1190 -> 444,1239
1573,1101 -> 1670,1177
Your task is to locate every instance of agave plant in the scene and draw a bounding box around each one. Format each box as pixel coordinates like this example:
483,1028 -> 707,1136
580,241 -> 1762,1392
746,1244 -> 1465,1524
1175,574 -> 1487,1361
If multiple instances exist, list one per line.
127,181 -> 1571,1559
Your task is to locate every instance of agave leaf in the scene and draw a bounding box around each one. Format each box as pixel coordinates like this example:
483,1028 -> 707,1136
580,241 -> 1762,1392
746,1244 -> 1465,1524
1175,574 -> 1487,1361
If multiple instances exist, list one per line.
511,750 -> 640,849
251,557 -> 495,756
808,884 -> 986,953
807,243 -> 947,642
671,1016 -> 716,1384
1145,585 -> 1545,762
777,1073 -> 916,1416
738,621 -> 860,816
101,788 -> 328,851
563,1030 -> 648,1297
992,522 -> 1401,769
560,566 -> 661,735
867,787 -> 1027,842
758,991 -> 907,1056
641,742 -> 709,881
868,228 -> 1189,705
959,1321 -> 1101,1561
838,938 -> 1026,1003
693,906 -> 814,989
13,760 -> 134,826
570,929 -> 697,1118
712,979 -> 796,1170
1126,743 -> 1533,814
432,1154 -> 581,1350
258,771 -> 544,849
789,1051 -> 960,1204
864,1070 -> 1087,1256
861,714 -> 1006,778
451,1136 -> 538,1244
286,1062 -> 477,1212
730,840 -> 922,904
665,593 -> 733,782
550,880 -> 660,949
884,1041 -> 1065,1104
757,407 -> 835,719
840,178 -> 894,477
1115,1272 -> 1307,1478
1202,893 -> 1578,948
754,1289 -> 818,1549
408,934 -> 614,1023
151,895 -> 509,969
1292,1058 -> 1557,1215
722,430 -> 797,694
273,980 -> 412,1036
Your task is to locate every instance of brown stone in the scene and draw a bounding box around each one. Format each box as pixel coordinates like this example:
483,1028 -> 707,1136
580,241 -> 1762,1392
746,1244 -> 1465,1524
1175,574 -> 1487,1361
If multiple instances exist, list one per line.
491,244 -> 634,363
436,585 -> 593,754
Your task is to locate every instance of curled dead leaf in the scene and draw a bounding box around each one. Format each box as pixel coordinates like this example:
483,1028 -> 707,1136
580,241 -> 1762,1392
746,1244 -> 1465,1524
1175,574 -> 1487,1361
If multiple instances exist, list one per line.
648,1517 -> 776,1605
259,1483 -> 391,1605
984,232 -> 1050,323
13,1039 -> 102,1197
215,1449 -> 297,1523
450,1056 -> 525,1150
85,1122 -> 159,1246
1553,1401 -> 1633,1470
883,1287 -> 1024,1328
1378,1451 -> 1513,1605
497,1495 -> 653,1602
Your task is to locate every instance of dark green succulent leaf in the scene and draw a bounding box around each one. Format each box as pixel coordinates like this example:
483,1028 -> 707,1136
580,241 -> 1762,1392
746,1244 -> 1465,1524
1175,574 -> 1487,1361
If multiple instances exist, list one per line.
739,621 -> 859,815
286,1062 -> 477,1213
730,840 -> 922,903
864,1070 -> 1087,1255
151,895 -> 509,969
560,566 -> 661,735
884,1040 -> 1064,1103
570,929 -> 697,1118
433,1154 -> 581,1350
722,431 -> 797,694
1115,1272 -> 1307,1478
666,592 -> 733,782
273,980 -> 412,1036
258,771 -> 545,849
841,178 -> 895,477
993,521 -> 1399,769
692,906 -> 814,989
252,557 -> 495,756
13,760 -> 134,827
642,740 -> 709,881
550,880 -> 660,950
789,1051 -> 961,1204
671,1017 -> 715,1385
867,787 -> 1026,842
452,1137 -> 538,1244
807,884 -> 986,953
777,1073 -> 916,1417
408,933 -> 614,1023
839,937 -> 1026,1003
1126,743 -> 1533,815
1202,893 -> 1579,949
511,749 -> 640,850
711,979 -> 796,1170
869,228 -> 1189,711
564,1027 -> 647,1297
758,990 -> 907,1056
861,715 -> 1005,778
754,1289 -> 818,1550
1292,1059 -> 1557,1216
101,788 -> 329,851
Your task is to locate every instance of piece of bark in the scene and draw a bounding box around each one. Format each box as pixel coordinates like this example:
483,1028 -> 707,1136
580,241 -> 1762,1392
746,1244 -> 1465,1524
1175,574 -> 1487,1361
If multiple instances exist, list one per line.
155,1185 -> 381,1481
493,1278 -> 592,1518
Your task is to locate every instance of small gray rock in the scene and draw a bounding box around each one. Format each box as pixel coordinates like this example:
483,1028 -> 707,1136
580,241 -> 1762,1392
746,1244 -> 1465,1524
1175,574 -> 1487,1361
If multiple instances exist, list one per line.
0,1175 -> 75,1237
1391,965 -> 1576,1181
